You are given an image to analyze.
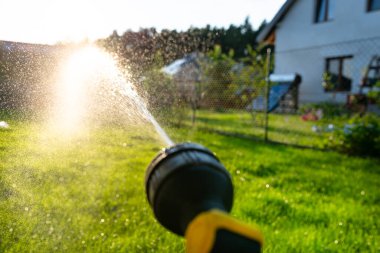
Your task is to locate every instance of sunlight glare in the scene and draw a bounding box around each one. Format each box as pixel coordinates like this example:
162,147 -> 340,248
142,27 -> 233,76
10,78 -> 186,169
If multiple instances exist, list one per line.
50,46 -> 116,135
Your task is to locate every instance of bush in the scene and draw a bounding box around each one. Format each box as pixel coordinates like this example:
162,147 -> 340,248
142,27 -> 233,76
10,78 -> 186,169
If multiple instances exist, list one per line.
325,114 -> 380,157
367,80 -> 380,106
299,102 -> 348,119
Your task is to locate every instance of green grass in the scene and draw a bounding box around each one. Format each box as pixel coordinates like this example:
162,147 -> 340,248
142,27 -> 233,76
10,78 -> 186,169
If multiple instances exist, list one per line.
177,110 -> 348,148
1,111 -> 379,252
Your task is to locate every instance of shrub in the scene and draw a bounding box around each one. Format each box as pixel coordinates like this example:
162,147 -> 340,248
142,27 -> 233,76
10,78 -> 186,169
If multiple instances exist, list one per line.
367,80 -> 380,106
299,102 -> 348,119
325,114 -> 380,157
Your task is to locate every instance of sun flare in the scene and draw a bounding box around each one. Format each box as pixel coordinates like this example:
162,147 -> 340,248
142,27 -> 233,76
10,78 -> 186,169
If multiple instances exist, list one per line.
47,45 -> 172,144
50,46 -> 117,134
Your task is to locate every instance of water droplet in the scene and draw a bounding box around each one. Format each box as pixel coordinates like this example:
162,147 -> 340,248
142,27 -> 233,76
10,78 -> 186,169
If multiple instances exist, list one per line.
0,121 -> 9,128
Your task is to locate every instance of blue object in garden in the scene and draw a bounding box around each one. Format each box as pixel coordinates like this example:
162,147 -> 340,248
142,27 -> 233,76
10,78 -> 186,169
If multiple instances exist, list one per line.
251,73 -> 301,112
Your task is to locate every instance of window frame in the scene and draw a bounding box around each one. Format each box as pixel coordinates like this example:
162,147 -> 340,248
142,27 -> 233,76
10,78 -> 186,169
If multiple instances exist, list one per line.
367,0 -> 380,12
324,55 -> 353,92
315,0 -> 334,23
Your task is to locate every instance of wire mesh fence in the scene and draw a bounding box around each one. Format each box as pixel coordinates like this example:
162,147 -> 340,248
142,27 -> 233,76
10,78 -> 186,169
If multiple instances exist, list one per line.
151,37 -> 380,149
1,37 -> 378,149
146,49 -> 271,144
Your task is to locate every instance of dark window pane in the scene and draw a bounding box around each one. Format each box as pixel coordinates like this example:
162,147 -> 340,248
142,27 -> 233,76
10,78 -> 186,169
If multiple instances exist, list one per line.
370,0 -> 380,11
328,59 -> 340,75
342,58 -> 352,80
316,0 -> 327,22
325,56 -> 353,92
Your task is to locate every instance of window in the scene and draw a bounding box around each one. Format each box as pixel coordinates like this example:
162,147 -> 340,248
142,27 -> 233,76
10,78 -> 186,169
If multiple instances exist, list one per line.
315,0 -> 335,23
368,0 -> 380,11
323,56 -> 353,92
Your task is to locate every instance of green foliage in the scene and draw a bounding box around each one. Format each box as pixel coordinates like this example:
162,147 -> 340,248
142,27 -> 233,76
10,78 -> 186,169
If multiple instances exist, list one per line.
367,80 -> 380,106
232,45 -> 269,108
300,102 -> 349,119
325,114 -> 380,157
322,72 -> 335,91
198,44 -> 270,111
140,53 -> 187,125
200,45 -> 236,110
97,17 -> 265,79
141,54 -> 173,107
214,17 -> 266,59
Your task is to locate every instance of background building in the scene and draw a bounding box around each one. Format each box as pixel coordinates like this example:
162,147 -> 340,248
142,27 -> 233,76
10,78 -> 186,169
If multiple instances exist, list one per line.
258,0 -> 380,103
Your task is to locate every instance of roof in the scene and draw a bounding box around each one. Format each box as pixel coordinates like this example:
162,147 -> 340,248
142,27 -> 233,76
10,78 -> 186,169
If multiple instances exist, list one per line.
162,53 -> 201,76
257,0 -> 297,43
163,58 -> 187,75
0,40 -> 56,53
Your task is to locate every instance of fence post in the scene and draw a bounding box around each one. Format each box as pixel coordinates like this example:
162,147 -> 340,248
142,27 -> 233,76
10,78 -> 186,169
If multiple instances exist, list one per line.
264,48 -> 271,142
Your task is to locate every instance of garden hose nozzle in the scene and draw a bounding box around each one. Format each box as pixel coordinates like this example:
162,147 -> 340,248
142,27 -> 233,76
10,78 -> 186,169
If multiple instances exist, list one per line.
145,143 -> 263,253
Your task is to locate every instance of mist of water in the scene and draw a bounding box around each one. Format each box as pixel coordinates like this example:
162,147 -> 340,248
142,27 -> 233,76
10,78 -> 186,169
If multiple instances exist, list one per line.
0,42 -> 178,253
49,45 -> 174,146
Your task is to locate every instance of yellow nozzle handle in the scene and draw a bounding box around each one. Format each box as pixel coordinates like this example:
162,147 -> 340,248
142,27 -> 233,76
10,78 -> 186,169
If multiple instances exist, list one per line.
185,209 -> 263,253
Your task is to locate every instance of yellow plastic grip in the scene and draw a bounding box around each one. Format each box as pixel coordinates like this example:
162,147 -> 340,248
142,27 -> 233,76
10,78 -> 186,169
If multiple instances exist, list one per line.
185,209 -> 264,253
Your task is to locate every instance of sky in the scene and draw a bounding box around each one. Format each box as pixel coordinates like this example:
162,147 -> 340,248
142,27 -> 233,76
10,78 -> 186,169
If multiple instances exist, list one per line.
0,0 -> 286,45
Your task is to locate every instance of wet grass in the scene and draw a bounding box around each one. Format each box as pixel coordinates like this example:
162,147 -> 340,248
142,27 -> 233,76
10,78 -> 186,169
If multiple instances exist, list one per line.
171,128 -> 380,253
1,111 -> 379,252
180,110 -> 348,148
0,113 -> 182,252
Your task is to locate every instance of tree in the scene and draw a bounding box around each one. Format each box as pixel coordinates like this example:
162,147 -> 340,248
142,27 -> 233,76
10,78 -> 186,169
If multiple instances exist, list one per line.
231,45 -> 269,110
201,45 -> 236,110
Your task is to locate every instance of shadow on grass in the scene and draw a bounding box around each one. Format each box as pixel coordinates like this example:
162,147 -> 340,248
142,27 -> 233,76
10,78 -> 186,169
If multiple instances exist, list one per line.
194,114 -> 323,148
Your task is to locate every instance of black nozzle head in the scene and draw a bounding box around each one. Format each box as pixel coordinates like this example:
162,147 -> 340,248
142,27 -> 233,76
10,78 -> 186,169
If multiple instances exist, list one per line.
145,143 -> 233,236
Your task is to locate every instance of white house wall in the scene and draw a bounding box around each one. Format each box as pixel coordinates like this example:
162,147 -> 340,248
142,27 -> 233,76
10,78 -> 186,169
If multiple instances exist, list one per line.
274,0 -> 380,103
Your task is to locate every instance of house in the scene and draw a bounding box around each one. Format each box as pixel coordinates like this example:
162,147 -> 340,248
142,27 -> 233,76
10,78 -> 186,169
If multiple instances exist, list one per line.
257,0 -> 380,103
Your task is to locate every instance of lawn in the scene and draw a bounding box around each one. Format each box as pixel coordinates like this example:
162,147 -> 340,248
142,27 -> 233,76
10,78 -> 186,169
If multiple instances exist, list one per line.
1,110 -> 379,252
174,109 -> 346,148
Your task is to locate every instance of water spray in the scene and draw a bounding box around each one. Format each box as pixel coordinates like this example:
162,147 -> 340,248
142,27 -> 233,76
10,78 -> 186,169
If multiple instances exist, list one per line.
145,142 -> 263,252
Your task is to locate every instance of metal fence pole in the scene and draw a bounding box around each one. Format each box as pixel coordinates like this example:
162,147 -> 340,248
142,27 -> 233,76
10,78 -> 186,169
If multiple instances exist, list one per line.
264,48 -> 271,142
